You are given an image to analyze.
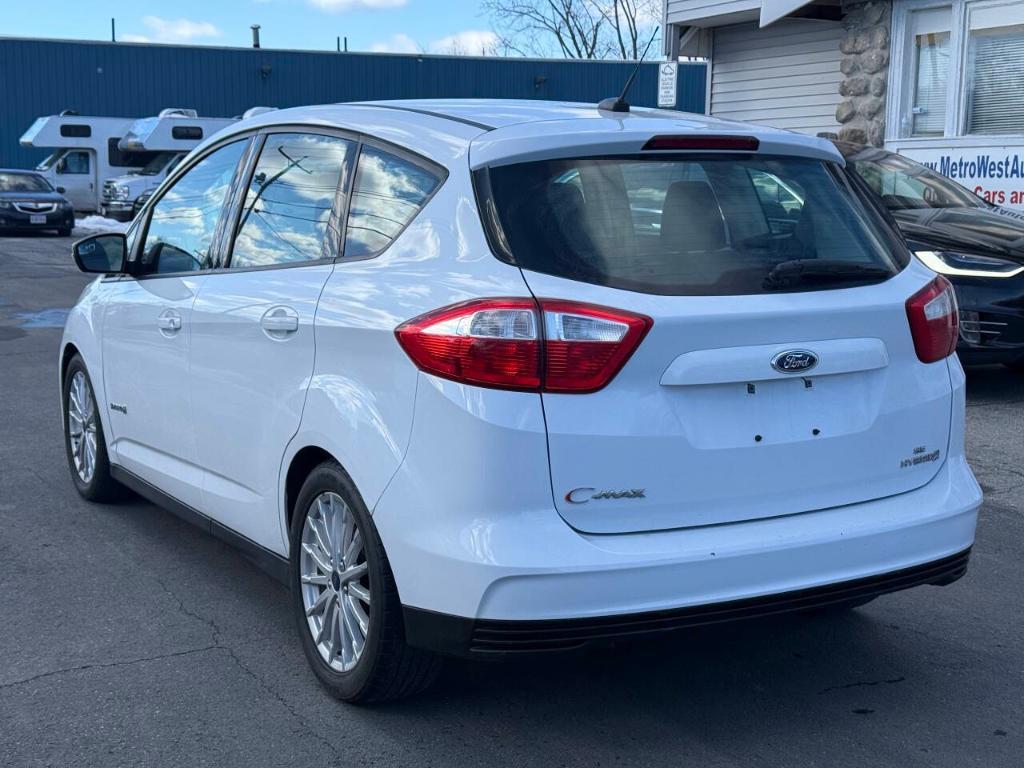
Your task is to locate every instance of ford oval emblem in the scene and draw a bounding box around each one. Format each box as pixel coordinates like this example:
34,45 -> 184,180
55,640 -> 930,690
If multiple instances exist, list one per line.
771,349 -> 818,374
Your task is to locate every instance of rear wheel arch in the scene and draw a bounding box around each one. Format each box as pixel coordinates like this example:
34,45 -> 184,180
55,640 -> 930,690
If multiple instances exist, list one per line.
285,446 -> 341,533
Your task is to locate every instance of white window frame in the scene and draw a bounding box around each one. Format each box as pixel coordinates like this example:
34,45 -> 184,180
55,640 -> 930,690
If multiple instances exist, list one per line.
888,0 -> 1024,142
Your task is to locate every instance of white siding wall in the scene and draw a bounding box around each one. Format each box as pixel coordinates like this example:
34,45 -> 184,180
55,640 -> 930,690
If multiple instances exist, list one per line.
710,19 -> 843,135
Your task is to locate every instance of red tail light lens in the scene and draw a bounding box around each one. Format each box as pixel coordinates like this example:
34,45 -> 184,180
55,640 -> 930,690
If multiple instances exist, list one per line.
906,276 -> 959,363
394,299 -> 541,390
395,298 -> 651,393
540,299 -> 651,392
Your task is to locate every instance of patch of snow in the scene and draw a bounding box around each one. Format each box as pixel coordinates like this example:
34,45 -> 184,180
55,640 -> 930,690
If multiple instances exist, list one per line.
76,215 -> 129,233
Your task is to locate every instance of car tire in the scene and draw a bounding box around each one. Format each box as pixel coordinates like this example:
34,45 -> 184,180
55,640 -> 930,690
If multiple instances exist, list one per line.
62,354 -> 123,502
289,461 -> 441,703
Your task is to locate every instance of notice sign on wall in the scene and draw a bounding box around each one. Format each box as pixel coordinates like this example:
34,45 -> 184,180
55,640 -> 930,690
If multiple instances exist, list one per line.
658,62 -> 678,108
894,144 -> 1024,210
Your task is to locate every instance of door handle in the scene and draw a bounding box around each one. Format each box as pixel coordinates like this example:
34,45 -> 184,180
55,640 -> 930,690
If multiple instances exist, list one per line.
261,307 -> 299,335
157,312 -> 182,333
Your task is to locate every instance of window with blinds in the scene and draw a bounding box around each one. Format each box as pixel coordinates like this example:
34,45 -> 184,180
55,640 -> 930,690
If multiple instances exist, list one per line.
966,23 -> 1024,134
909,6 -> 954,138
912,31 -> 951,136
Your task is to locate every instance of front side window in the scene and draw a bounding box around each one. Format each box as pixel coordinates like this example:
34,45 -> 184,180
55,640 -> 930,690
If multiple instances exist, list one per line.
137,140 -> 247,275
909,8 -> 951,137
965,6 -> 1024,134
483,155 -> 906,296
343,146 -> 441,259
58,151 -> 90,175
230,133 -> 353,269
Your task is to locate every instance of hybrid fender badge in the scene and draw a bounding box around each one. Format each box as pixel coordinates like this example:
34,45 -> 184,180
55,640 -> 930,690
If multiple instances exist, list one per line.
771,349 -> 818,374
565,488 -> 646,504
109,402 -> 128,415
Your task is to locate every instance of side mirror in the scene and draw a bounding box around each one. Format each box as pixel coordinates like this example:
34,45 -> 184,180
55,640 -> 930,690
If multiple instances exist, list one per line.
56,186 -> 66,194
56,159 -> 67,173
73,233 -> 126,274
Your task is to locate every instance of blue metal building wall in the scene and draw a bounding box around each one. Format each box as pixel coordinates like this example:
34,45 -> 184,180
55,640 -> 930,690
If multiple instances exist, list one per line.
0,37 -> 706,169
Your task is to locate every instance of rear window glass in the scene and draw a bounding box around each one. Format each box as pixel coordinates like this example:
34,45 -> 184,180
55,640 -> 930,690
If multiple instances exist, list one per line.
482,156 -> 908,296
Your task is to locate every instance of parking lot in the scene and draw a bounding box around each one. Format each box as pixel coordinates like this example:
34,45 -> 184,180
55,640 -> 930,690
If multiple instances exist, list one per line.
0,231 -> 1021,767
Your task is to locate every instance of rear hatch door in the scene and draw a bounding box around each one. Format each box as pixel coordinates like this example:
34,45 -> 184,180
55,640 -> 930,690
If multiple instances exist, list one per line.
484,150 -> 953,534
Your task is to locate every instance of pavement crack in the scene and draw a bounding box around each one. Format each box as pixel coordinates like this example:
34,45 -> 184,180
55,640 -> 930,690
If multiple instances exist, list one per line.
0,645 -> 219,691
152,576 -> 342,760
154,576 -> 225,646
818,676 -> 906,695
219,645 -> 344,761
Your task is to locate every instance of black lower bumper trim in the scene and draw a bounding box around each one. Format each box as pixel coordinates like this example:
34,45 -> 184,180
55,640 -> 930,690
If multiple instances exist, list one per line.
403,548 -> 971,657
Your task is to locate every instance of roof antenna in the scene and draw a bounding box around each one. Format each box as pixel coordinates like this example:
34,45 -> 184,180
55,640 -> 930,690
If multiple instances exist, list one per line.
598,26 -> 660,114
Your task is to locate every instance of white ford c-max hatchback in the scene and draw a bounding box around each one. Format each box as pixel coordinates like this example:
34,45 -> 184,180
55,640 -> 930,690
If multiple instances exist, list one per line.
61,100 -> 982,702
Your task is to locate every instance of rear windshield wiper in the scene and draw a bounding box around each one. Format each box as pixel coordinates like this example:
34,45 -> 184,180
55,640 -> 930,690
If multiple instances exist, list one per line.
763,259 -> 893,290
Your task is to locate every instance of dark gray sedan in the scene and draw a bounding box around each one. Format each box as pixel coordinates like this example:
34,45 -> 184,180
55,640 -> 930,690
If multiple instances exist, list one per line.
0,169 -> 75,236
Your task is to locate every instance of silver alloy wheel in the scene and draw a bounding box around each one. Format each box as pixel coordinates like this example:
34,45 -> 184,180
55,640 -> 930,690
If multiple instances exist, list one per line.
300,491 -> 371,672
67,370 -> 98,484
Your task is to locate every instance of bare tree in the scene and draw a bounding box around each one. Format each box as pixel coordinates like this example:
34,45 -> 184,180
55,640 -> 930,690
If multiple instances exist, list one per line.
602,0 -> 661,60
484,0 -> 607,59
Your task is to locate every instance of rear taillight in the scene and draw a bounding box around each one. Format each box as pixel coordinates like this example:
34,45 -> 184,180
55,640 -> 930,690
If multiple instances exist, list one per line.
395,298 -> 651,393
906,276 -> 959,363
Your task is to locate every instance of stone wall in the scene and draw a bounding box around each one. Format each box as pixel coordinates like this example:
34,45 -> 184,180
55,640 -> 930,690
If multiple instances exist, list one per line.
836,0 -> 893,146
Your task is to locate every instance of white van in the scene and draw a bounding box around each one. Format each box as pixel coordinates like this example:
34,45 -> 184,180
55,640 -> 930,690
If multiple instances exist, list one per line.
99,109 -> 239,221
20,112 -> 155,212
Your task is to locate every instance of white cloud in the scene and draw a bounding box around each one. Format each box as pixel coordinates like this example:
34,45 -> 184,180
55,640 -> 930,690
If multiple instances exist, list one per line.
128,16 -> 221,44
369,29 -> 499,56
429,30 -> 498,55
309,0 -> 407,11
369,33 -> 420,53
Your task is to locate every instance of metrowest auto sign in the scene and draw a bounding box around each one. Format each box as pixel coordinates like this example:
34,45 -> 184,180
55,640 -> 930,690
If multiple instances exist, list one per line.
892,144 -> 1024,210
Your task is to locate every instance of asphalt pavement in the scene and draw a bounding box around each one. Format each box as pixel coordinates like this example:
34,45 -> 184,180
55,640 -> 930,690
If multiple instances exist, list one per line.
1,231 -> 1021,767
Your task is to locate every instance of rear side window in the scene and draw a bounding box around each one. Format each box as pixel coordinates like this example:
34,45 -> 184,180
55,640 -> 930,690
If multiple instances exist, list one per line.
343,146 -> 441,259
60,124 -> 91,138
172,126 -> 203,141
231,133 -> 354,268
482,156 -> 908,296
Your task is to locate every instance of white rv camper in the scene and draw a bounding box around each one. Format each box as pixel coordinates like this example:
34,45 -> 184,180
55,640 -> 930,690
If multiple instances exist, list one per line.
99,109 -> 239,221
19,111 -> 156,212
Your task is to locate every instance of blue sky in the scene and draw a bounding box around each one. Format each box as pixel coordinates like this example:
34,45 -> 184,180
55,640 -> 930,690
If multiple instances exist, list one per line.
2,0 -> 497,55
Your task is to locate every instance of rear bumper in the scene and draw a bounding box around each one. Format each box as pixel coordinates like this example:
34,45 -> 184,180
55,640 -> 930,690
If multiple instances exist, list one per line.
387,453 -> 980,647
405,547 -> 972,657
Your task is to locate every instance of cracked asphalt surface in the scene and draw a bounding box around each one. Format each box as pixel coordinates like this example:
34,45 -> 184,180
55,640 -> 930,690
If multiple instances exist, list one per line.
1,232 -> 1022,767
